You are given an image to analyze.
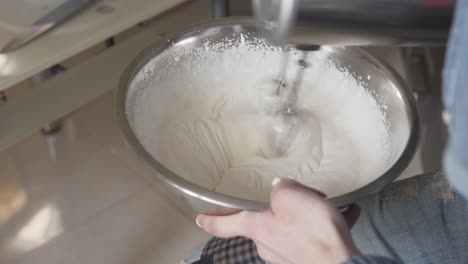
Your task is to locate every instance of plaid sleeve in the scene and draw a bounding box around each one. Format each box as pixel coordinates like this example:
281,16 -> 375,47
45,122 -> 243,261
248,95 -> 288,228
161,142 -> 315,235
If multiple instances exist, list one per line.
199,237 -> 266,264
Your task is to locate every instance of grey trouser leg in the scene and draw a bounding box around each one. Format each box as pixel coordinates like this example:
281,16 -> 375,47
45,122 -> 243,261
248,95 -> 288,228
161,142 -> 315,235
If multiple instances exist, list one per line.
352,171 -> 468,264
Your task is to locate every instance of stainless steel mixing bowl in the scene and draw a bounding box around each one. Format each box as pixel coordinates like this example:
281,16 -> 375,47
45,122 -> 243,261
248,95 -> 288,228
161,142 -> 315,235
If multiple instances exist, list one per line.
115,18 -> 419,215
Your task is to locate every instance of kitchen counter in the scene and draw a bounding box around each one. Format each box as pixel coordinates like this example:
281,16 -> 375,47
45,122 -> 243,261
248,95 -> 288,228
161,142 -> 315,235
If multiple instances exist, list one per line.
0,0 -> 186,91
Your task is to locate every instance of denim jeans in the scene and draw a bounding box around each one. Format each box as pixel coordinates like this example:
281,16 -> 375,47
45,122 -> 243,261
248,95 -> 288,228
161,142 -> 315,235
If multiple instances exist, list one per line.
443,0 -> 468,200
351,171 -> 468,264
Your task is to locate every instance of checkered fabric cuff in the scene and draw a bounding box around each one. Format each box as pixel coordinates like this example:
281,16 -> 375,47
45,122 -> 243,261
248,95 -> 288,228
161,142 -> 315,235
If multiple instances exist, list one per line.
193,236 -> 265,264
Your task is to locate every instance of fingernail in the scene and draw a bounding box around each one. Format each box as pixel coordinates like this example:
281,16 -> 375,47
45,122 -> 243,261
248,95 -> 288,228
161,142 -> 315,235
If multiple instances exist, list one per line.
195,217 -> 201,228
272,177 -> 282,186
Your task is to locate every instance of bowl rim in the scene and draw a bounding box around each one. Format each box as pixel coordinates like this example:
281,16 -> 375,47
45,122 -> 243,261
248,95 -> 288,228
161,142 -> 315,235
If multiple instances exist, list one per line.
115,18 -> 420,210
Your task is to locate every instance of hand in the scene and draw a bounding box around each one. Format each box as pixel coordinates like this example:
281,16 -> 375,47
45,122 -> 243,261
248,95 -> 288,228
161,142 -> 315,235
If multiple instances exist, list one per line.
196,178 -> 361,264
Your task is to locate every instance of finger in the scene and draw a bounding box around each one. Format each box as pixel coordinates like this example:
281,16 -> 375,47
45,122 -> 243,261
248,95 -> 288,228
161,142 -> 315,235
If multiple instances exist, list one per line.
271,178 -> 327,199
196,211 -> 257,238
342,204 -> 361,228
273,178 -> 327,198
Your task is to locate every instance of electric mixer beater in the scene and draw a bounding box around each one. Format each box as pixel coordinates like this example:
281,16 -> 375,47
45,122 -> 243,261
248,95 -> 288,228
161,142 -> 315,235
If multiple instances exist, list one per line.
262,48 -> 316,158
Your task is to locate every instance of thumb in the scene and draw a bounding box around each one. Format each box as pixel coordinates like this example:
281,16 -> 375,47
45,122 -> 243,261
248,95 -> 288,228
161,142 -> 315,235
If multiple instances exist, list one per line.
270,178 -> 327,212
196,211 -> 257,238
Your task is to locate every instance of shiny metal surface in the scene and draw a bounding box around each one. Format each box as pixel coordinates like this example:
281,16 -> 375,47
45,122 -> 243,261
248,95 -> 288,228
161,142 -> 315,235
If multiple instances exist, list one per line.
116,19 -> 420,215
252,0 -> 454,46
252,0 -> 298,45
0,0 -> 94,54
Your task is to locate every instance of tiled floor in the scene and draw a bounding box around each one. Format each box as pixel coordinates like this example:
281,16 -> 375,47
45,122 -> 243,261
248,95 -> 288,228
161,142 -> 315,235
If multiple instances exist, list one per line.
0,91 -> 209,264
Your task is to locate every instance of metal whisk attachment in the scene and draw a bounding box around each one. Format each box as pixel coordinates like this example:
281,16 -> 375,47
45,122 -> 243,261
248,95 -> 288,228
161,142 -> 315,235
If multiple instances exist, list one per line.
274,49 -> 309,115
263,49 -> 310,158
